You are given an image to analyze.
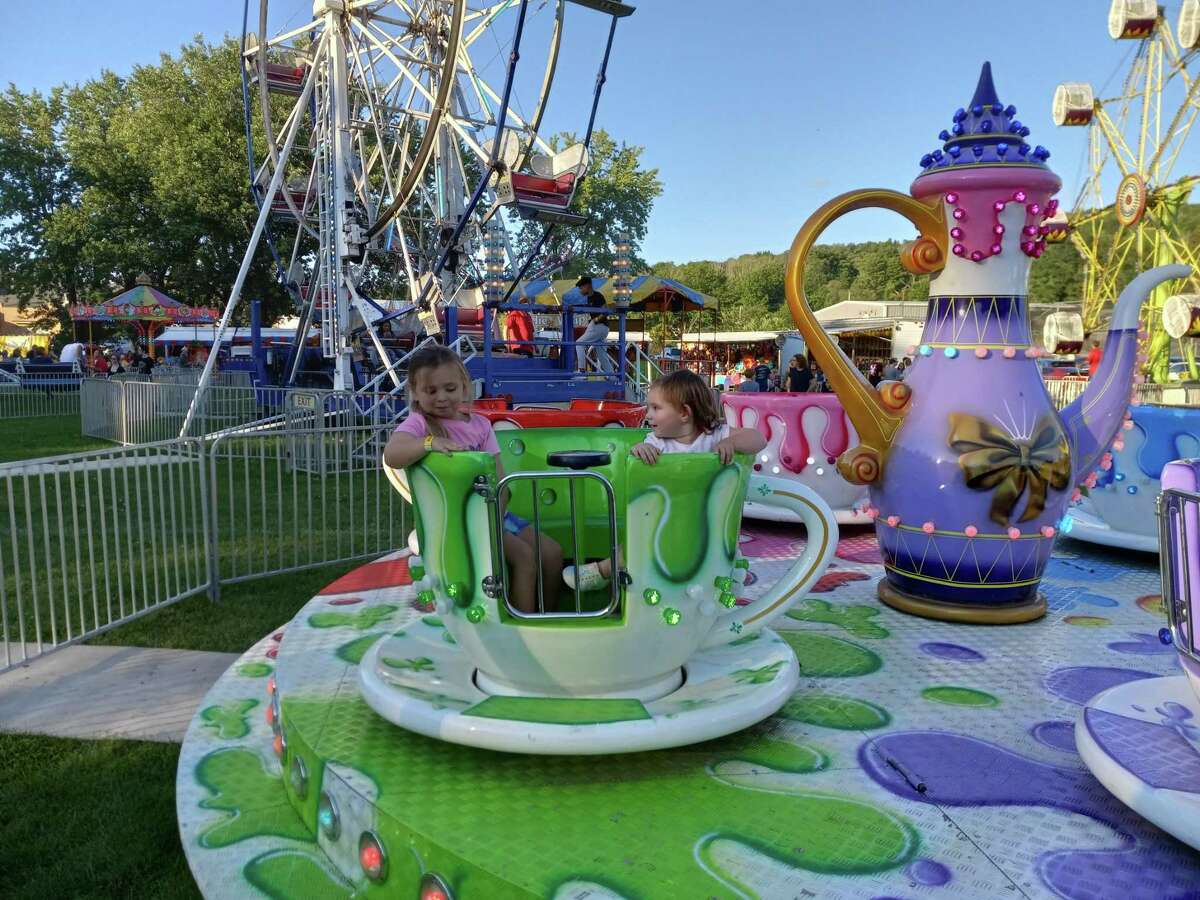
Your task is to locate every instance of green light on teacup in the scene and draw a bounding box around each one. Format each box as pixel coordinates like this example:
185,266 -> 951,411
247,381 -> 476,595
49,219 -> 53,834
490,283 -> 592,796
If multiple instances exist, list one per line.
418,589 -> 435,605
718,591 -> 737,609
734,558 -> 750,570
410,565 -> 425,581
643,587 -> 661,606
713,575 -> 733,591
445,583 -> 467,607
663,607 -> 682,626
465,604 -> 486,624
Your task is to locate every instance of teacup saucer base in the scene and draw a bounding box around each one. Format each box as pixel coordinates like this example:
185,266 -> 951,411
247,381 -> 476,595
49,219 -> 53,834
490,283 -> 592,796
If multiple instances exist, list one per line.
1063,506 -> 1158,553
358,618 -> 799,755
1076,674 -> 1200,851
743,498 -> 869,526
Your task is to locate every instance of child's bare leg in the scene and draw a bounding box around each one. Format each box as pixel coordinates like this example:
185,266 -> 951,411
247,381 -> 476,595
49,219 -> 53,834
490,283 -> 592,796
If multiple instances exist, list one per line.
529,531 -> 563,610
595,547 -> 624,578
502,532 -> 537,613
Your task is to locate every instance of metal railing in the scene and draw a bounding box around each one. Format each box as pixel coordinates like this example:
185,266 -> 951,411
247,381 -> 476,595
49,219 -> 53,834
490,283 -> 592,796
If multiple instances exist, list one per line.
1158,488 -> 1198,665
1043,378 -> 1200,410
0,423 -> 405,672
0,371 -> 83,419
80,377 -> 407,446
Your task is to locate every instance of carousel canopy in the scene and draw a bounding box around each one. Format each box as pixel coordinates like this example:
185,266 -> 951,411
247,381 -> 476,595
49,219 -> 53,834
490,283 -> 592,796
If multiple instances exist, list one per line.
515,276 -> 718,311
70,285 -> 219,325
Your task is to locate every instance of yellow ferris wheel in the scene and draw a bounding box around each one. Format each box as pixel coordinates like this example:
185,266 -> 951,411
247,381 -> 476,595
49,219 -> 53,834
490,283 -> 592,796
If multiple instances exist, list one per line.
1054,0 -> 1200,379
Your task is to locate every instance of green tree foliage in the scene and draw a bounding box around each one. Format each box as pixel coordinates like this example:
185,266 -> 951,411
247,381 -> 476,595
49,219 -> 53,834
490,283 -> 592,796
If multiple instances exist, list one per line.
0,38 -> 287,340
1026,240 -> 1083,305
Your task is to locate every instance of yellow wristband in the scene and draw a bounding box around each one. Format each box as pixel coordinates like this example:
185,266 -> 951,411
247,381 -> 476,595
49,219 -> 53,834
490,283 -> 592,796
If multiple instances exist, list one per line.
423,434 -> 434,451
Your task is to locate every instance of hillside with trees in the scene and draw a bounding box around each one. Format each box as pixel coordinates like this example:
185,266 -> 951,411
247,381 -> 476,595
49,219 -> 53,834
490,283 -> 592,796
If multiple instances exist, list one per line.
653,202 -> 1200,337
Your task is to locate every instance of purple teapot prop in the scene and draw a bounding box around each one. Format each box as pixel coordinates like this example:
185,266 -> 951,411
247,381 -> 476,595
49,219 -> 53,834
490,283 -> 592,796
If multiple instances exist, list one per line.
784,62 -> 1189,623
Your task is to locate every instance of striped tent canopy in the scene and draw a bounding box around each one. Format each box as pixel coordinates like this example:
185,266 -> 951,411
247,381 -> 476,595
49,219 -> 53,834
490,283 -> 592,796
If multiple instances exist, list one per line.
515,276 -> 718,311
69,285 -> 219,325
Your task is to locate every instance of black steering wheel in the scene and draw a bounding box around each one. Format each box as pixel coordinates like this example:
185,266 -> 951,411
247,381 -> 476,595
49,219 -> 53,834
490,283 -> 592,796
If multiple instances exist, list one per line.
546,450 -> 612,470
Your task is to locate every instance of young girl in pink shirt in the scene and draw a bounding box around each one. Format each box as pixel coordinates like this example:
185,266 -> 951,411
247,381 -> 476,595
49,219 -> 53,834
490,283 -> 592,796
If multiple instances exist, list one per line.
383,346 -> 563,613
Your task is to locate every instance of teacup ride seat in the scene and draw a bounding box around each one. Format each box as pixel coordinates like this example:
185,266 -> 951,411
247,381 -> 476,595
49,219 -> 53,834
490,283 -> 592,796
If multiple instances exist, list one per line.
364,427 -> 838,754
1076,458 -> 1200,850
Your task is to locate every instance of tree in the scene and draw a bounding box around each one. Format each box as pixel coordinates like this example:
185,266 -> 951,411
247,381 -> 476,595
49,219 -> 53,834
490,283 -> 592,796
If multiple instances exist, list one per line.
1027,240 -> 1083,305
0,38 -> 290,344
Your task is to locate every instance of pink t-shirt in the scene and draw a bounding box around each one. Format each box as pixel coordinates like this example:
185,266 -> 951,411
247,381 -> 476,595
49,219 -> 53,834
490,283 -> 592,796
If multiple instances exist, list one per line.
394,411 -> 501,456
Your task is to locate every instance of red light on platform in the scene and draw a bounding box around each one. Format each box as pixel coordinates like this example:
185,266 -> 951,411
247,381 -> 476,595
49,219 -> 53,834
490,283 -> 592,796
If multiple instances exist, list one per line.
420,873 -> 453,900
358,831 -> 387,881
272,734 -> 283,756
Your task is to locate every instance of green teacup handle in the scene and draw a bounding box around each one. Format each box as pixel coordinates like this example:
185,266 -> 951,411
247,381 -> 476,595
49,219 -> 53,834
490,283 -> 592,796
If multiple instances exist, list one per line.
700,474 -> 839,649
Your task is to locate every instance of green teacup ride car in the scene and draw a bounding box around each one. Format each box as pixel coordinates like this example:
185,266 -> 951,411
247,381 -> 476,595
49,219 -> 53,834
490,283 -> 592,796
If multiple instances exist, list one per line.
363,427 -> 837,754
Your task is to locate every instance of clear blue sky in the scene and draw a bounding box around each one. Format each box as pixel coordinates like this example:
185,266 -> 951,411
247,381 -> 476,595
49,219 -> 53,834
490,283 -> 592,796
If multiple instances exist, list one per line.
1,1 -> 1195,264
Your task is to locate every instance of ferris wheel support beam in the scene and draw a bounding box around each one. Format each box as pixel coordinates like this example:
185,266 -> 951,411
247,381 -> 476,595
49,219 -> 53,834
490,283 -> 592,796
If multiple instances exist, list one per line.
181,40 -> 321,438
414,0 -> 532,313
326,0 -> 360,392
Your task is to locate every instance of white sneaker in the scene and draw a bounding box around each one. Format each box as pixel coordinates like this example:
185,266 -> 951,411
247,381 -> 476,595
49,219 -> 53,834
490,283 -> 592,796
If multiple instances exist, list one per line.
563,562 -> 610,592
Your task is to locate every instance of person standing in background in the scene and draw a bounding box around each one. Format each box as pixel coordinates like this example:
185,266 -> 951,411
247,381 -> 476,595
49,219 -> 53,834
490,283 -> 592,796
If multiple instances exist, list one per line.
1086,340 -> 1103,374
753,357 -> 772,392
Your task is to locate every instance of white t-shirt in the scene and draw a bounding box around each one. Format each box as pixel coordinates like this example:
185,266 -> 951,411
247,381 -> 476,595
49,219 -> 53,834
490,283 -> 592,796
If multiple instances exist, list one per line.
60,342 -> 83,364
644,423 -> 731,455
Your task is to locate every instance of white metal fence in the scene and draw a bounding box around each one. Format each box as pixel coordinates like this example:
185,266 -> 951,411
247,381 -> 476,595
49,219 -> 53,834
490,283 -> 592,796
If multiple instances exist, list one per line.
0,424 -> 406,672
0,372 -> 83,419
80,377 -> 407,445
1043,378 -> 1200,410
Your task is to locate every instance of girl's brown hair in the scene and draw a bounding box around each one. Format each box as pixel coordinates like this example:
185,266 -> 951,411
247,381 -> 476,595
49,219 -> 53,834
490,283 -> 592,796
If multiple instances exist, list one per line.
652,369 -> 722,434
406,345 -> 472,439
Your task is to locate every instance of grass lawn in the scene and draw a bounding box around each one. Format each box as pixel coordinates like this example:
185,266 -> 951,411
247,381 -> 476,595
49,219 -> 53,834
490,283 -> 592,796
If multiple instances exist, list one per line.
0,733 -> 200,899
0,414 -> 110,463
88,560 -> 362,653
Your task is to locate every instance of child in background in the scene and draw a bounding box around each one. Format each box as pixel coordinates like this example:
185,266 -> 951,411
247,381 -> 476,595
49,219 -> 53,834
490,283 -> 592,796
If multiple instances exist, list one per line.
383,346 -> 563,613
563,369 -> 767,592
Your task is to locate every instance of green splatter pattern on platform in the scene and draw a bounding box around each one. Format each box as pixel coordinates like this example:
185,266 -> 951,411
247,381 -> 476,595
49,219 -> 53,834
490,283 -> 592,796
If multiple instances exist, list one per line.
461,695 -> 651,725
921,685 -> 1000,708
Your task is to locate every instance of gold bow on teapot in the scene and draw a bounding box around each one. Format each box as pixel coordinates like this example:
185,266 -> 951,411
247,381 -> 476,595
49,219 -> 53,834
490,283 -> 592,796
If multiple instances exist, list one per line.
948,413 -> 1071,526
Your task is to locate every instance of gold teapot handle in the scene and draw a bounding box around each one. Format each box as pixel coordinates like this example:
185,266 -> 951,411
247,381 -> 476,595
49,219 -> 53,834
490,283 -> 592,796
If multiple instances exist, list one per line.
785,189 -> 946,484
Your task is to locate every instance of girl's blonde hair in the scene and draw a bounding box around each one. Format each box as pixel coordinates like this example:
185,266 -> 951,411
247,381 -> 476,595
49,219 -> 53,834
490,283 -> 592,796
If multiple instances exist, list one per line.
406,345 -> 472,439
651,369 -> 722,434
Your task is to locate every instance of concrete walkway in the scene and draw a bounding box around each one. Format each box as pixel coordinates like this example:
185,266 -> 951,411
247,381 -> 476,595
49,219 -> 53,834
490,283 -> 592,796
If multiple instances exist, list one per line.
0,643 -> 237,742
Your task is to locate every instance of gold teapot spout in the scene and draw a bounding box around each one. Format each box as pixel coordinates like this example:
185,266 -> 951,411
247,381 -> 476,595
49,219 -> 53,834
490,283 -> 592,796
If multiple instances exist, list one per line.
785,189 -> 946,485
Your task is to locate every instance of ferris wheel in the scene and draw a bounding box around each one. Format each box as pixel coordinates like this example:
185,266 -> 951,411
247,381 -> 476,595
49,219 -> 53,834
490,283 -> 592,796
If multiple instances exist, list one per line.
181,0 -> 632,427
1053,0 -> 1200,378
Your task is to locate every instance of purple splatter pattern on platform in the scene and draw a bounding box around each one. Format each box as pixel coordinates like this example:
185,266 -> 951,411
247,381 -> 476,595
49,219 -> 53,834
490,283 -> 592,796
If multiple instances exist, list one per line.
919,642 -> 985,662
859,731 -> 1200,899
905,858 -> 952,886
1106,633 -> 1177,655
1044,666 -> 1159,705
1031,720 -> 1078,753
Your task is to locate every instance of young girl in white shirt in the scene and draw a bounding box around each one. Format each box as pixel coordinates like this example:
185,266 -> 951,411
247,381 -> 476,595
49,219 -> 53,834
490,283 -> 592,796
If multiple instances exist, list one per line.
563,369 -> 767,591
